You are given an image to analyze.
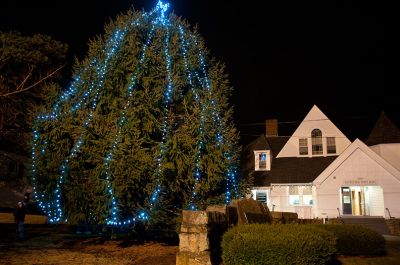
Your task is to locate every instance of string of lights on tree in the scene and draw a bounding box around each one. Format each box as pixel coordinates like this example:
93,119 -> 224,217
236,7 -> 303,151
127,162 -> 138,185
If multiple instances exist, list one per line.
31,1 -> 239,226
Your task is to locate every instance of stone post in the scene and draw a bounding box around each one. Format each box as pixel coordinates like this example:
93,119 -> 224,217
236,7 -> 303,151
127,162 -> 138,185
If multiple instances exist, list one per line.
176,210 -> 212,265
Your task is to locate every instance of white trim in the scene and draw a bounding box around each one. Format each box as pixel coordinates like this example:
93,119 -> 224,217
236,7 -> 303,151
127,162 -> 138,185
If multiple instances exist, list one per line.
314,139 -> 400,186
251,186 -> 271,190
254,150 -> 271,171
271,183 -> 313,186
277,105 -> 351,158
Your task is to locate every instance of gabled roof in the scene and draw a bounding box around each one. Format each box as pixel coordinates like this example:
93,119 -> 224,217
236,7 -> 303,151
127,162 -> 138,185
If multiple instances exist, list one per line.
277,105 -> 350,158
241,135 -> 272,178
314,139 -> 400,186
253,156 -> 337,186
265,136 -> 290,157
366,112 -> 400,146
241,135 -> 290,183
242,134 -> 336,186
302,105 -> 329,121
242,105 -> 354,187
241,134 -> 289,160
246,134 -> 271,151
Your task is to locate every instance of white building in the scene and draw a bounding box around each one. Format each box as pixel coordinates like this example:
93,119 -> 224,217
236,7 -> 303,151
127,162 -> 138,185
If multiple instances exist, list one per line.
243,106 -> 400,219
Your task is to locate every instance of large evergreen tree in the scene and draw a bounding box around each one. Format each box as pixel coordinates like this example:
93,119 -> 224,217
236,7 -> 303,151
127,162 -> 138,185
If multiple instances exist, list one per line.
32,1 -> 241,226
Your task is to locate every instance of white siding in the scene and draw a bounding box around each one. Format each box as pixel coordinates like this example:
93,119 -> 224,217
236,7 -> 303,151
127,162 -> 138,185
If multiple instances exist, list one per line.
277,105 -> 351,158
314,148 -> 400,218
370,144 -> 400,171
384,193 -> 400,218
269,185 -> 289,212
269,185 -> 314,219
366,186 -> 384,216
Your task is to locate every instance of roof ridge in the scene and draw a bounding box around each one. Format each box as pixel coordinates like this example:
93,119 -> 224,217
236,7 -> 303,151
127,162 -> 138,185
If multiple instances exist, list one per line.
366,111 -> 400,145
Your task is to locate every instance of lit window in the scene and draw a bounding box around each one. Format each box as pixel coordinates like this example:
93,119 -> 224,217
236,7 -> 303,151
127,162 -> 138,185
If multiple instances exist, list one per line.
299,138 -> 308,155
303,186 -> 312,195
289,186 -> 300,205
254,150 -> 270,171
303,195 -> 313,205
255,191 -> 267,203
303,186 -> 313,205
311,129 -> 323,155
259,153 -> 267,169
327,137 -> 336,154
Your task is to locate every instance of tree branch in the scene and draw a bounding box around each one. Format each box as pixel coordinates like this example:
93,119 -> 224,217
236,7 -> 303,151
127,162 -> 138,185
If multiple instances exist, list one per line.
16,66 -> 33,91
0,64 -> 66,97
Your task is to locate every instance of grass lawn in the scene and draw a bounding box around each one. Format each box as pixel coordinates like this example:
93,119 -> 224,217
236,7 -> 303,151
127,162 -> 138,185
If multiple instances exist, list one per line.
2,213 -> 399,265
339,241 -> 400,265
0,212 -> 47,224
0,220 -> 178,265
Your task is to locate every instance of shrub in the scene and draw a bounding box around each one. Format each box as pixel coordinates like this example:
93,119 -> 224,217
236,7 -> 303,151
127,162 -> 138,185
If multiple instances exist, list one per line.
221,224 -> 336,265
315,224 -> 386,256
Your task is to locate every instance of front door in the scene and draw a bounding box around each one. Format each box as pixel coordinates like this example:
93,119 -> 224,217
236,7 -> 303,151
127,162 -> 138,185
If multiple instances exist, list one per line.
341,187 -> 352,214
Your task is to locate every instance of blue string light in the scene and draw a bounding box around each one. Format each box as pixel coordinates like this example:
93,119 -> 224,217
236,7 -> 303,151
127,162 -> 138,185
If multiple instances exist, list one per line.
190,34 -> 239,205
150,18 -> 173,207
32,1 -> 239,226
104,20 -> 156,226
178,25 -> 205,210
32,28 -> 128,223
105,1 -> 174,225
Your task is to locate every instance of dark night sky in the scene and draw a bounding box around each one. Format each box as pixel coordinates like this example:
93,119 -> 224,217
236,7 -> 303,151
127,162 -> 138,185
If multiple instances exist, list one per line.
0,0 -> 390,145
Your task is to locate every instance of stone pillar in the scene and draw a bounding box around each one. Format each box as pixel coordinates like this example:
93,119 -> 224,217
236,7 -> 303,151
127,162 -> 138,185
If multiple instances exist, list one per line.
176,210 -> 212,265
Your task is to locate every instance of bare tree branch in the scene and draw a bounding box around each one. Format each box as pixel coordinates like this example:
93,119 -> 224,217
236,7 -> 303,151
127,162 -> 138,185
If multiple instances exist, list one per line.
0,64 -> 66,97
16,66 -> 33,91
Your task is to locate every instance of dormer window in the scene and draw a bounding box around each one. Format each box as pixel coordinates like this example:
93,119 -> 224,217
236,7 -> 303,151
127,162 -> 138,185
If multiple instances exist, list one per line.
259,153 -> 267,168
311,129 -> 323,155
326,137 -> 336,154
254,150 -> 271,171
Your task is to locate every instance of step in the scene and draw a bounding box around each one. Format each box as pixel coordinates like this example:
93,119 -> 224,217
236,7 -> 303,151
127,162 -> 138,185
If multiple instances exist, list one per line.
341,217 -> 391,235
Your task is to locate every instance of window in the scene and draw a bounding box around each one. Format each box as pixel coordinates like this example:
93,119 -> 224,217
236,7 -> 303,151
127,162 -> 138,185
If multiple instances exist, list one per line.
289,186 -> 300,205
259,153 -> 267,169
311,129 -> 323,155
303,186 -> 313,205
289,186 -> 313,206
326,137 -> 336,154
299,138 -> 308,155
254,150 -> 270,171
255,191 -> 268,203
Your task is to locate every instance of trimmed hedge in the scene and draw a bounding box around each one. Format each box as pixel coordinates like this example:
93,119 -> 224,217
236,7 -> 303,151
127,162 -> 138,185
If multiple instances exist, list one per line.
315,224 -> 386,256
221,224 -> 336,265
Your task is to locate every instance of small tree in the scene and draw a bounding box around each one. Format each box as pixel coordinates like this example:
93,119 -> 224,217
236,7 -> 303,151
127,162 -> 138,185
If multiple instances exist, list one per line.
32,2 -> 241,227
0,31 -> 67,155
